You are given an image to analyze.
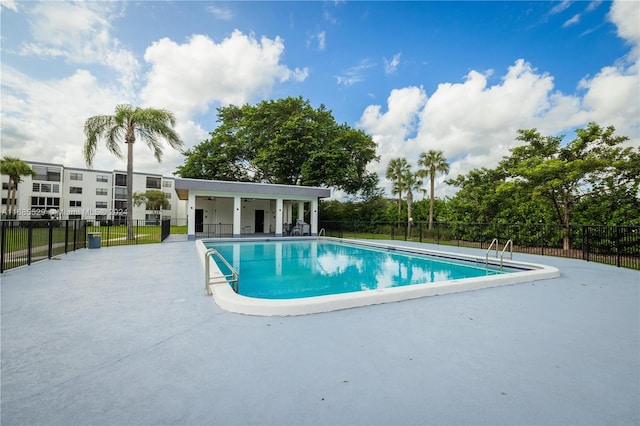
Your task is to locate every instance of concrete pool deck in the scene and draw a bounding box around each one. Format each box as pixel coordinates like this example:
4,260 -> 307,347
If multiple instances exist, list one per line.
1,238 -> 638,425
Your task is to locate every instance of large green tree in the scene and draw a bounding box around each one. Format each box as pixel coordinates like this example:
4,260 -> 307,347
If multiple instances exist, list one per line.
84,105 -> 183,239
502,123 -> 637,249
0,157 -> 35,219
133,190 -> 170,225
176,97 -> 379,196
417,150 -> 450,229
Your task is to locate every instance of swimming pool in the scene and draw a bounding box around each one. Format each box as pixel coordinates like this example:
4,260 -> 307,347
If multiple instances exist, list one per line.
198,238 -> 559,316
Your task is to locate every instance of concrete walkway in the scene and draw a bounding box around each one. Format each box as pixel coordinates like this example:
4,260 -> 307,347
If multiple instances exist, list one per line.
1,239 -> 638,425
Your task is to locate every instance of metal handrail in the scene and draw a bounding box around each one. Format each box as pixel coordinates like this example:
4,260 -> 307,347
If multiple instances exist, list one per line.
500,239 -> 513,269
204,248 -> 239,295
485,238 -> 499,264
318,228 -> 325,238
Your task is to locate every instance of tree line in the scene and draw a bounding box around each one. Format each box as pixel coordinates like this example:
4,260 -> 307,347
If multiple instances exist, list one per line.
321,121 -> 639,243
4,97 -> 637,239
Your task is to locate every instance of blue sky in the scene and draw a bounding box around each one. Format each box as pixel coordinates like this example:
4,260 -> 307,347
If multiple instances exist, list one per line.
1,1 -> 638,198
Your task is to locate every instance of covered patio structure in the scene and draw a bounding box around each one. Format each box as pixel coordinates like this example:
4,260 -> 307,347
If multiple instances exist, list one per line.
174,178 -> 331,240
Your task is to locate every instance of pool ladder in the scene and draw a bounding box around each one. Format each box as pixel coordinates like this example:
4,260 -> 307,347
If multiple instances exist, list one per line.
317,228 -> 325,239
204,248 -> 239,295
485,238 -> 513,270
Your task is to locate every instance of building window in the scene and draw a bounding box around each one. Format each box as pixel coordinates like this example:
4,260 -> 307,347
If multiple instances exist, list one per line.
69,201 -> 82,207
96,201 -> 107,208
146,177 -> 161,189
33,165 -> 61,182
68,214 -> 82,219
164,192 -> 172,199
31,197 -> 59,208
114,200 -> 127,210
96,175 -> 109,183
162,180 -> 172,188
2,183 -> 8,190
70,187 -> 82,194
115,173 -> 126,186
70,172 -> 83,181
96,188 -> 108,196
33,183 -> 40,192
40,183 -> 51,193
52,184 -> 59,193
163,203 -> 171,210
114,187 -> 127,199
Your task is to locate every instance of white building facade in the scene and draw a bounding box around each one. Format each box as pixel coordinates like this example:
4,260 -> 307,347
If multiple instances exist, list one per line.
174,178 -> 331,239
1,161 -> 187,224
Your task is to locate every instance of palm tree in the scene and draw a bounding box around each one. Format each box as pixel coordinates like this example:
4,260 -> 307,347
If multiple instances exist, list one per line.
417,150 -> 450,229
386,158 -> 411,227
402,170 -> 423,238
0,157 -> 35,219
84,105 -> 183,239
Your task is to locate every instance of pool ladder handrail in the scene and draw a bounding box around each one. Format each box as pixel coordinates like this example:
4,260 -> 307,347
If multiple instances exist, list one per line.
205,248 -> 239,295
317,228 -> 325,239
485,239 -> 513,270
486,238 -> 499,263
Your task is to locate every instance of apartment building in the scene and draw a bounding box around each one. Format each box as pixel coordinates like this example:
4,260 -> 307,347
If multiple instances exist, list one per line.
1,161 -> 187,223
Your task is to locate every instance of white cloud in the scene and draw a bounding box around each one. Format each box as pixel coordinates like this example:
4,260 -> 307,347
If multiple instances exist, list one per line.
360,50 -> 639,199
0,0 -> 19,12
384,53 -> 401,75
19,1 -> 139,90
0,66 -> 131,171
336,60 -> 375,87
317,31 -> 326,51
549,0 -> 573,15
357,86 -> 427,189
140,31 -> 309,121
563,14 -> 581,27
206,5 -> 233,20
608,0 -> 640,61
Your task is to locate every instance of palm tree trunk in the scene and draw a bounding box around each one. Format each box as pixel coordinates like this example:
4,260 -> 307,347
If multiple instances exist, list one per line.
407,191 -> 413,239
126,141 -> 135,240
397,194 -> 401,229
429,172 -> 435,230
562,196 -> 570,251
9,179 -> 17,219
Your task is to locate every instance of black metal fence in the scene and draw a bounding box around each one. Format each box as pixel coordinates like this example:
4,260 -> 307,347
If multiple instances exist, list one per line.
319,221 -> 640,270
196,223 -> 234,238
1,219 -> 172,273
85,219 -> 169,247
0,219 -> 87,273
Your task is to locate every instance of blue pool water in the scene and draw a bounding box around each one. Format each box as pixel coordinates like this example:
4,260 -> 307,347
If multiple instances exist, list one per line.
205,240 -> 514,299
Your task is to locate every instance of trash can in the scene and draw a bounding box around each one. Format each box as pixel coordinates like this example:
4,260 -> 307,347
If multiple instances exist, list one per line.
88,232 -> 102,249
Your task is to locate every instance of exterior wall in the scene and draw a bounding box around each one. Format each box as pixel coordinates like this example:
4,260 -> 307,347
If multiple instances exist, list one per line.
1,161 -> 186,223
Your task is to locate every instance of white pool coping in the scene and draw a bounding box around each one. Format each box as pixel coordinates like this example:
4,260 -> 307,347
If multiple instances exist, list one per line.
197,237 -> 560,316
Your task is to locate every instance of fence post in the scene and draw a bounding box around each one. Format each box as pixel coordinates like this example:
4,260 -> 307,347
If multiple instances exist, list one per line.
48,221 -> 53,259
27,221 -> 33,265
64,220 -> 69,253
1,221 -> 6,273
584,226 -> 590,262
419,222 -> 423,243
616,226 -> 621,268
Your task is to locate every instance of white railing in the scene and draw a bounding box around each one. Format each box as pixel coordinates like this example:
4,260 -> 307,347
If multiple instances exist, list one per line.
486,238 -> 513,270
500,239 -> 513,269
204,248 -> 239,295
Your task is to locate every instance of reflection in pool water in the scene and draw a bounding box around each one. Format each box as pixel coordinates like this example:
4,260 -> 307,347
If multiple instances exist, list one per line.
205,240 -> 507,299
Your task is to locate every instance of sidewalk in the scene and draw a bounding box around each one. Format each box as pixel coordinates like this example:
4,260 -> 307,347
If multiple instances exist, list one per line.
1,240 -> 638,425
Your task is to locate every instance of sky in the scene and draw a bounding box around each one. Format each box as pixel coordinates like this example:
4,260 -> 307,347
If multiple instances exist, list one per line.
1,0 -> 639,200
